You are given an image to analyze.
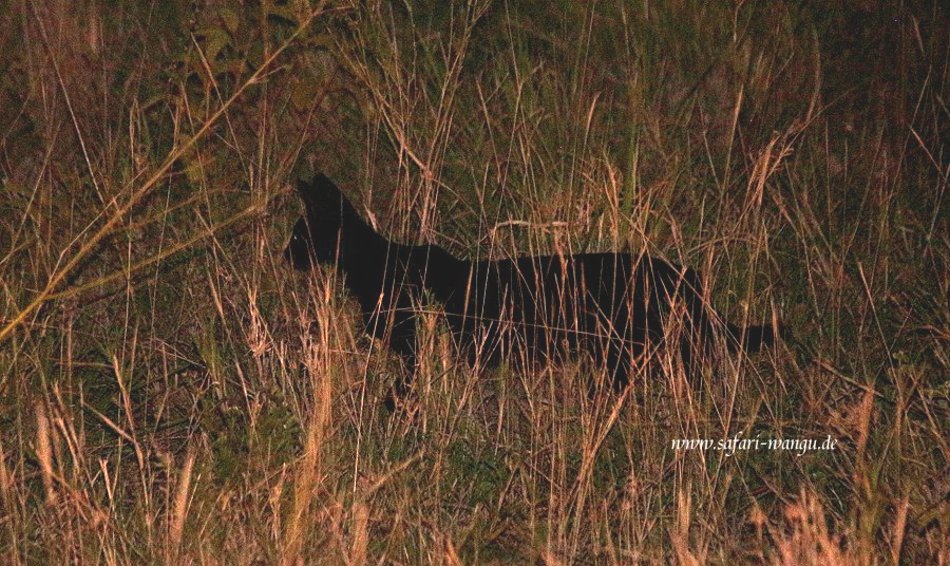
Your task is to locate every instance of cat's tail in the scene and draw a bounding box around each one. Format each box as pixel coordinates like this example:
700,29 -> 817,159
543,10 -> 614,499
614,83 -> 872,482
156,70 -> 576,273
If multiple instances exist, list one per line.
725,321 -> 786,353
676,265 -> 785,355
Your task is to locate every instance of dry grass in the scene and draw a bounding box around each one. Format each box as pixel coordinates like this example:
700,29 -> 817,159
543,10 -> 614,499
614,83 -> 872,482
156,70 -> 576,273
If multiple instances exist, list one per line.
1,0 -> 947,564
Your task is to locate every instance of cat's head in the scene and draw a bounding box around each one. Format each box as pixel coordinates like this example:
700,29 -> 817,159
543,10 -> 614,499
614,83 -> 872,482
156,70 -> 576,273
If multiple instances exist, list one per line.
283,174 -> 349,270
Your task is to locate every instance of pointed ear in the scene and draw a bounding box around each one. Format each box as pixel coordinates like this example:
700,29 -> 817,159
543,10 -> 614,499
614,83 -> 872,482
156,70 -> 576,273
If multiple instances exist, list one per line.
297,173 -> 342,211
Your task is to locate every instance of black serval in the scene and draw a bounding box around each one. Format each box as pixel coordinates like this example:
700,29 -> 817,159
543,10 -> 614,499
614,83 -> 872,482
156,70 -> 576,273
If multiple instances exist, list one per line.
285,174 -> 781,408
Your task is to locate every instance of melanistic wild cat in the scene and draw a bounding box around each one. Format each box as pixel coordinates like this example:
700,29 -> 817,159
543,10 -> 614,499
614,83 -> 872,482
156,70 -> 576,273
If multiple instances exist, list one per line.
285,174 -> 781,409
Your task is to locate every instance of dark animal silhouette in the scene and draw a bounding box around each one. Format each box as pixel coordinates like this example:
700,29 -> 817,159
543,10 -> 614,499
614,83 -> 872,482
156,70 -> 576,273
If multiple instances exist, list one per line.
285,174 -> 779,408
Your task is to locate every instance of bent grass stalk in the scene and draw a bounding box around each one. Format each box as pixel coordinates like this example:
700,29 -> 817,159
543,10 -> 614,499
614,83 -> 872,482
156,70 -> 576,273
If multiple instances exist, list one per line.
0,3 -> 325,344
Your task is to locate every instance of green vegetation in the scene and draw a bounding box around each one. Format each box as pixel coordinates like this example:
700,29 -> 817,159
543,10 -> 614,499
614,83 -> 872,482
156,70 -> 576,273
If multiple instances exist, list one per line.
0,1 -> 946,563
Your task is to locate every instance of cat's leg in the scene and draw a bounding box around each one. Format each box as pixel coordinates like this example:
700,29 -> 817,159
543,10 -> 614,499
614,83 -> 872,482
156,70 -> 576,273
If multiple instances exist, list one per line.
384,312 -> 419,412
